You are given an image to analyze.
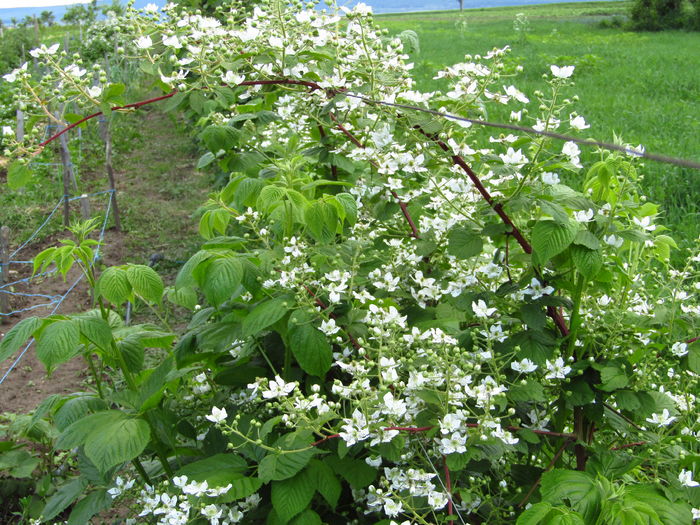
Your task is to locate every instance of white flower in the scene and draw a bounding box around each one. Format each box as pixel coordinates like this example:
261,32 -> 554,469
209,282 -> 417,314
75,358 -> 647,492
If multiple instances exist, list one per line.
604,234 -> 623,248
569,114 -> 590,130
670,342 -> 688,357
627,144 -> 645,157
87,86 -> 102,98
541,171 -> 560,185
503,85 -> 529,103
562,141 -> 581,158
3,63 -> 26,83
511,358 -> 538,373
2,126 -> 13,137
136,36 -> 153,49
510,110 -> 522,121
499,147 -> 528,166
427,491 -> 448,510
262,375 -> 296,399
320,318 -> 340,336
223,71 -> 245,85
162,35 -> 182,49
64,64 -> 86,78
29,43 -> 59,58
573,209 -> 595,223
633,216 -> 656,232
522,278 -> 554,300
645,409 -> 676,426
383,499 -> 403,517
550,64 -> 575,78
206,406 -> 228,424
545,357 -> 571,380
144,3 -> 159,12
201,504 -> 222,521
472,299 -> 497,319
693,508 -> 700,520
438,432 -> 467,454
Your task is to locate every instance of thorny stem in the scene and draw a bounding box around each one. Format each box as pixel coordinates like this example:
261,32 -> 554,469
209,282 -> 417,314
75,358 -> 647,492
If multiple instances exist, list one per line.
443,456 -> 454,525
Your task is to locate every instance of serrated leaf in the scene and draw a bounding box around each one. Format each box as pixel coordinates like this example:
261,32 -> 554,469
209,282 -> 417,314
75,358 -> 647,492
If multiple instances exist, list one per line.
126,265 -> 164,304
539,200 -> 570,224
176,453 -> 248,487
288,310 -> 332,377
573,230 -> 601,250
688,341 -> 700,374
167,286 -> 198,310
67,489 -> 111,525
532,219 -> 578,264
198,256 -> 243,307
201,125 -> 239,152
74,316 -> 113,352
7,161 -> 33,189
258,450 -> 315,483
540,469 -> 601,523
571,245 -> 603,279
84,415 -> 150,473
197,151 -> 216,169
36,320 -> 80,371
598,363 -> 629,392
56,410 -> 120,450
242,296 -> 291,338
257,185 -> 287,213
96,267 -> 131,305
290,509 -> 323,525
447,226 -> 483,259
305,200 -> 338,243
516,502 -> 553,524
42,478 -> 87,521
520,303 -> 546,330
326,456 -> 377,489
0,317 -> 40,362
271,468 -> 316,523
308,459 -> 341,509
334,193 -> 358,225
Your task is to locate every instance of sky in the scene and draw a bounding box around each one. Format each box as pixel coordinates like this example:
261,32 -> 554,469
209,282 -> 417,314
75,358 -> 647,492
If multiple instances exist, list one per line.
0,0 -> 91,7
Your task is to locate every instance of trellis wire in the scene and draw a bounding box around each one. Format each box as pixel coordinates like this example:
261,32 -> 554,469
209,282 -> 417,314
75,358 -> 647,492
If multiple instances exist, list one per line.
0,191 -> 113,386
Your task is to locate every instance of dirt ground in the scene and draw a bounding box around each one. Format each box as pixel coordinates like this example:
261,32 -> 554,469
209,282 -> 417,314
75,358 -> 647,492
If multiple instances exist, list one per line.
0,229 -> 126,414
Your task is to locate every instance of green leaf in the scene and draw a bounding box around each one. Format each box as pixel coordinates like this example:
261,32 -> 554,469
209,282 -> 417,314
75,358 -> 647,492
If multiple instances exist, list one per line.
54,394 -> 108,431
532,219 -> 578,264
598,363 -> 629,392
540,469 -> 601,523
509,380 -> 546,402
201,125 -> 239,152
96,267 -> 131,305
626,485 -> 692,524
0,317 -> 40,362
36,320 -> 80,371
688,341 -> 700,374
197,151 -> 216,169
176,453 -> 248,487
101,82 -> 126,103
305,200 -> 338,243
126,265 -> 164,304
520,303 -> 547,330
308,459 -> 341,509
539,200 -> 570,224
571,245 -> 603,279
199,256 -> 243,307
74,316 -> 113,351
7,161 -> 33,189
288,310 -> 332,377
0,449 -> 39,477
326,456 -> 377,489
166,286 -> 198,310
290,509 -> 323,525
257,185 -> 287,213
42,478 -> 88,521
223,476 -> 263,502
242,296 -> 291,338
517,502 -> 554,524
271,468 -> 316,523
56,410 -> 120,449
334,193 -> 358,225
573,230 -> 601,250
83,415 -> 150,473
67,489 -> 111,525
259,434 -> 316,482
447,226 -> 483,259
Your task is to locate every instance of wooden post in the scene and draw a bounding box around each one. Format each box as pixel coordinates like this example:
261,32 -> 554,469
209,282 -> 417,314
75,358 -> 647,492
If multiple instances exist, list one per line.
56,114 -> 90,222
0,226 -> 10,323
15,109 -> 24,142
100,117 -> 121,231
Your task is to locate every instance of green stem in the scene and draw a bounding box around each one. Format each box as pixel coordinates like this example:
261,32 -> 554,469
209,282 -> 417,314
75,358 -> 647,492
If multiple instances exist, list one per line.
85,354 -> 104,398
567,272 -> 586,358
132,457 -> 152,485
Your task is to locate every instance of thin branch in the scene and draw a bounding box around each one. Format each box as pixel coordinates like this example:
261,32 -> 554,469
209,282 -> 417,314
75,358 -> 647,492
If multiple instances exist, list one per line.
518,438 -> 574,508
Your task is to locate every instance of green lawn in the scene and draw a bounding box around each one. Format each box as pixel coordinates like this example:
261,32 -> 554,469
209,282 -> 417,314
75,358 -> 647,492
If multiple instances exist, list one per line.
377,2 -> 700,247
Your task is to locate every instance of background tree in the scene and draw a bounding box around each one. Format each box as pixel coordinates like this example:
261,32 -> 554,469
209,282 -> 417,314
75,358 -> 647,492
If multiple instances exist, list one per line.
101,0 -> 126,18
39,10 -> 56,27
630,0 -> 688,29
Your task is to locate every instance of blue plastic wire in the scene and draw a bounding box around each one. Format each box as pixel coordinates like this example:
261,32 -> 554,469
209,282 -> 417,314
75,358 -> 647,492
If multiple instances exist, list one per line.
0,290 -> 62,300
7,261 -> 33,265
0,191 -> 113,386
9,198 -> 65,259
0,301 -> 60,317
0,270 -> 57,290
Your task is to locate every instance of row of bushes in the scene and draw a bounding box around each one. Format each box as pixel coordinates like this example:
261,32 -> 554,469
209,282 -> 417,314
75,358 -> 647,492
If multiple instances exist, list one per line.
630,0 -> 700,30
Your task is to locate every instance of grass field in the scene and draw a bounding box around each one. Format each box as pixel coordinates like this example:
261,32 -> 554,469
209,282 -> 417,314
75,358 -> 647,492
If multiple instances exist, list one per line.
378,1 -> 700,248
